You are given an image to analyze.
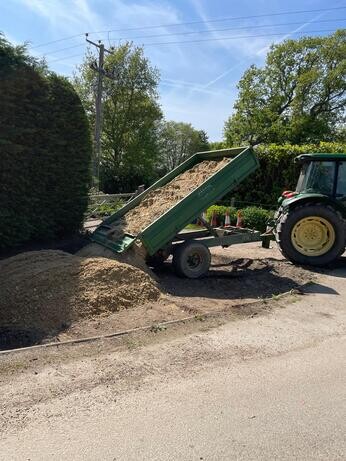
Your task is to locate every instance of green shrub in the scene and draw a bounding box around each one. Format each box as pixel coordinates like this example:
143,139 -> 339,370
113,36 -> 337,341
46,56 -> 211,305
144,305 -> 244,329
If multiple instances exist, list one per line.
0,36 -> 92,249
90,200 -> 124,218
206,205 -> 237,225
241,207 -> 273,233
205,205 -> 272,232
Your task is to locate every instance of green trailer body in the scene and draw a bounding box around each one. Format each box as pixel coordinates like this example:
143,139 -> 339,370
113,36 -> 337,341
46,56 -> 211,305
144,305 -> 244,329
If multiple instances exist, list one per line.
91,147 -> 260,257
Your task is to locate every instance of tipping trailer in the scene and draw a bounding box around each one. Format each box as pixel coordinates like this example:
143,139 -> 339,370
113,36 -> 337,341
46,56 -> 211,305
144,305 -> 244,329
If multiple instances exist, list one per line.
92,146 -> 270,278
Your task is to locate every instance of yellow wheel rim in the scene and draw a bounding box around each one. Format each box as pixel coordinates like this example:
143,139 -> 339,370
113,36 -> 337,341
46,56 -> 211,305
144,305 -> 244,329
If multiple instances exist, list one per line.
291,216 -> 335,257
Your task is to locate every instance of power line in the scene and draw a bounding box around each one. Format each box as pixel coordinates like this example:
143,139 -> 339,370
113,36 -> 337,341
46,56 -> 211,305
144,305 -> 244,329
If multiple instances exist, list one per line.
42,17 -> 346,57
31,33 -> 84,49
112,18 -> 346,41
142,28 -> 341,47
46,28 -> 340,64
30,6 -> 346,49
48,52 -> 85,64
42,43 -> 85,56
143,29 -> 335,46
97,6 -> 346,34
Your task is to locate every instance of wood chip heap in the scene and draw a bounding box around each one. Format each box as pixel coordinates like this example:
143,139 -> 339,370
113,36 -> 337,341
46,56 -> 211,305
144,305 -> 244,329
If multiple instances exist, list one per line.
0,250 -> 160,337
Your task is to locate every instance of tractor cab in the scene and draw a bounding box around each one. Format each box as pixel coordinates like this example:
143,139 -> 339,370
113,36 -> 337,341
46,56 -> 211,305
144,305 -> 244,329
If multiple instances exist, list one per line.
295,154 -> 346,206
275,153 -> 346,266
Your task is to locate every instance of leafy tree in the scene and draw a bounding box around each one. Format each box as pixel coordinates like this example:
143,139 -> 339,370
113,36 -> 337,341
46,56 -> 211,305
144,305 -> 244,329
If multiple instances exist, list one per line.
335,125 -> 346,142
209,141 -> 227,150
74,42 -> 162,192
0,34 -> 91,249
224,30 -> 346,146
157,121 -> 209,173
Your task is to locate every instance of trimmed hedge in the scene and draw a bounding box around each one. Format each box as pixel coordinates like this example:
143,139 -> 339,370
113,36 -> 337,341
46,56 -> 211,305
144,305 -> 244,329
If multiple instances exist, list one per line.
0,36 -> 92,249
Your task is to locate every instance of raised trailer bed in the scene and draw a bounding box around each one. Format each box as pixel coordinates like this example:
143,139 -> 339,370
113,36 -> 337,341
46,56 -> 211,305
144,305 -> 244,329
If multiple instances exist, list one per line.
92,146 -> 270,277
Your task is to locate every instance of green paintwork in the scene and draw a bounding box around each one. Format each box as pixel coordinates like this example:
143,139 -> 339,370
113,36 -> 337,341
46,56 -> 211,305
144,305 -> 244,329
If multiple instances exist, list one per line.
282,192 -> 327,208
172,229 -> 262,249
281,193 -> 346,218
91,233 -> 136,253
296,153 -> 346,162
91,147 -> 259,255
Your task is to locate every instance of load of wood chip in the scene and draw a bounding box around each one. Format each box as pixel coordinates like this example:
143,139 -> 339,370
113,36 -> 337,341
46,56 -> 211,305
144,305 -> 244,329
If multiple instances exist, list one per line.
108,158 -> 230,239
0,250 -> 160,336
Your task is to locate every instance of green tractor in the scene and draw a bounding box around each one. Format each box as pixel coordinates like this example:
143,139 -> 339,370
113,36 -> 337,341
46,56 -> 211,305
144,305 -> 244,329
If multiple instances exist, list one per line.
275,153 -> 346,266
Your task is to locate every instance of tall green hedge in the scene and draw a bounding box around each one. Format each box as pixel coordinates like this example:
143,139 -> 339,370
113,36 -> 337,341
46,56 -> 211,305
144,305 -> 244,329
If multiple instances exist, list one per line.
0,36 -> 92,249
232,142 -> 346,206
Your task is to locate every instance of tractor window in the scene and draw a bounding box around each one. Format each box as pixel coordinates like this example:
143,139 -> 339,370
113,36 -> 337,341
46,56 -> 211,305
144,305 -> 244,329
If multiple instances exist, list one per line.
299,161 -> 335,196
336,162 -> 346,200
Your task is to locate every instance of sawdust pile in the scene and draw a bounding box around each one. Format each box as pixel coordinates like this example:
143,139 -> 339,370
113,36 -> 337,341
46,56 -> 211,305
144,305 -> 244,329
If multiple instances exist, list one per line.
0,250 -> 160,336
111,158 -> 230,238
77,242 -> 150,275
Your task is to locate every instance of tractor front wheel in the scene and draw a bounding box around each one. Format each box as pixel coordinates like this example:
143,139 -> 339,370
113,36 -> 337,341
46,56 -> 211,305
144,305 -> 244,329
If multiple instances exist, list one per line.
276,204 -> 345,266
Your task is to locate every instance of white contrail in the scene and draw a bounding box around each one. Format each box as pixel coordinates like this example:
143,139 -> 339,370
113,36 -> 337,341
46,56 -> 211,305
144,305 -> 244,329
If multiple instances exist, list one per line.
202,9 -> 331,87
203,62 -> 244,88
256,11 -> 327,55
161,78 -> 221,95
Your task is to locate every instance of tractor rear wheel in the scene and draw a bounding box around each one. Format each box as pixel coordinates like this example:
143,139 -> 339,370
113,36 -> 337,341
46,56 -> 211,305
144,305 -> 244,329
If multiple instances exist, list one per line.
173,241 -> 211,278
276,204 -> 345,266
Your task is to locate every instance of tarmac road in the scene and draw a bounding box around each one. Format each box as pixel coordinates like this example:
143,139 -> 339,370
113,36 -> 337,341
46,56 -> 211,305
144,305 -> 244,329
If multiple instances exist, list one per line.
1,263 -> 345,460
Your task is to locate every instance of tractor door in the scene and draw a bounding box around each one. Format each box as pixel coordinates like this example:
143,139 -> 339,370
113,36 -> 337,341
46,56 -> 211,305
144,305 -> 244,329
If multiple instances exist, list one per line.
297,161 -> 335,195
336,161 -> 346,208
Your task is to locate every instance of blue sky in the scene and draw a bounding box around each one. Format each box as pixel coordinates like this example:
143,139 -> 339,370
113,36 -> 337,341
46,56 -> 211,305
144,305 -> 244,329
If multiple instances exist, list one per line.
1,0 -> 345,140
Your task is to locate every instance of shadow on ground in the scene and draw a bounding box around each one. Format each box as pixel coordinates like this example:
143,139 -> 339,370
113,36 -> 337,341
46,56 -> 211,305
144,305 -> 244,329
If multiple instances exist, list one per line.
0,328 -> 47,351
305,255 -> 346,278
156,257 -> 314,301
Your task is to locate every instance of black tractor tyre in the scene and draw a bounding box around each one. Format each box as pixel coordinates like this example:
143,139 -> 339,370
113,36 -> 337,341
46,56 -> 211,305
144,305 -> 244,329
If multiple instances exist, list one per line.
172,241 -> 211,278
276,204 -> 345,266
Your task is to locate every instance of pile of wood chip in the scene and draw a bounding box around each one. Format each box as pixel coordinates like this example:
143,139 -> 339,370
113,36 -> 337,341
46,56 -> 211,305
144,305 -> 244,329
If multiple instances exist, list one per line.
0,250 -> 160,337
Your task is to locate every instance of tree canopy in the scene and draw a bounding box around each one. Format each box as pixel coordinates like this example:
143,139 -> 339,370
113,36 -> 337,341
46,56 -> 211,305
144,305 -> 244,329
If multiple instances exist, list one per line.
74,42 -> 162,192
157,121 -> 209,174
224,30 -> 346,146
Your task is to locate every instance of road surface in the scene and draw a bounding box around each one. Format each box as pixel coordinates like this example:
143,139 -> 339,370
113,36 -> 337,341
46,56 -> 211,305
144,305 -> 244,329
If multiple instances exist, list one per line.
0,264 -> 345,460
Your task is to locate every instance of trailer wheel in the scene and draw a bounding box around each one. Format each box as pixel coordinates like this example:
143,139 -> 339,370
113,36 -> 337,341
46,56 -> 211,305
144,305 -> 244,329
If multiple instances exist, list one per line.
173,241 -> 211,278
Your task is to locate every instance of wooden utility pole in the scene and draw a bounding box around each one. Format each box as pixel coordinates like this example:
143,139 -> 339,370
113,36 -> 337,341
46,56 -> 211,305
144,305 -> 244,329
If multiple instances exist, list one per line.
85,34 -> 113,189
93,42 -> 104,189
